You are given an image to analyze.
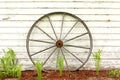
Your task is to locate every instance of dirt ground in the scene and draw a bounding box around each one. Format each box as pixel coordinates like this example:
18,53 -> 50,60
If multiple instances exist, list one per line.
20,70 -> 120,80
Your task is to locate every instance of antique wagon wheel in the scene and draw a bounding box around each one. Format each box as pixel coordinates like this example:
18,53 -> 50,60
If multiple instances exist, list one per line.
26,12 -> 93,71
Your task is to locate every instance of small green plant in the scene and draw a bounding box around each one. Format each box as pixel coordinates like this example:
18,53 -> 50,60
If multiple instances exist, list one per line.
0,71 -> 3,80
109,70 -> 120,78
34,61 -> 43,80
92,49 -> 102,76
57,56 -> 64,77
14,65 -> 22,79
0,48 -> 22,80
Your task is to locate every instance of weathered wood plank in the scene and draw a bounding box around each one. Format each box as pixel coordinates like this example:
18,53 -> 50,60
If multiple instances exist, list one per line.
2,52 -> 119,59
0,21 -> 120,28
0,0 -> 119,2
0,39 -> 120,47
0,33 -> 120,40
0,46 -> 119,54
0,9 -> 119,15
1,15 -> 120,21
0,2 -> 120,9
0,27 -> 120,33
17,59 -> 120,70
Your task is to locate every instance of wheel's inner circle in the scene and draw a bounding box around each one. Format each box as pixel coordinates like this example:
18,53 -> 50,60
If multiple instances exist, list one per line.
56,40 -> 63,48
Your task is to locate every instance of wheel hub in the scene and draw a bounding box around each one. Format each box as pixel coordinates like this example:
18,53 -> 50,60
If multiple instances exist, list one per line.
56,40 -> 63,48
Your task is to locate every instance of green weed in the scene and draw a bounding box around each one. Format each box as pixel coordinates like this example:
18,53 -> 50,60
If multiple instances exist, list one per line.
0,48 -> 22,80
92,49 -> 102,76
34,61 -> 43,80
109,70 -> 120,78
57,56 -> 64,77
0,71 -> 2,80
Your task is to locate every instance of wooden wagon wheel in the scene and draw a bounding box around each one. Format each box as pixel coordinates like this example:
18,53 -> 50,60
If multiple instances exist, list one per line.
26,12 -> 93,71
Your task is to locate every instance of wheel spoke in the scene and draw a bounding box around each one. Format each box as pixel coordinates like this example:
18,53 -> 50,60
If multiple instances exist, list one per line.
57,48 -> 60,58
64,45 -> 90,49
60,13 -> 65,39
31,45 -> 55,56
47,16 -> 58,40
63,20 -> 79,40
60,48 -> 69,70
36,26 -> 56,42
43,47 -> 57,66
29,39 -> 55,44
64,32 -> 88,43
63,47 -> 84,64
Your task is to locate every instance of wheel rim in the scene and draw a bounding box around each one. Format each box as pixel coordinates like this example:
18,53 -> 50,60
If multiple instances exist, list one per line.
26,12 -> 93,71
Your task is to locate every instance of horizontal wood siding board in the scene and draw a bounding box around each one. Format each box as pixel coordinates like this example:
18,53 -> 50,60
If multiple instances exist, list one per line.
1,22 -> 120,28
1,15 -> 120,21
0,28 -> 120,33
0,2 -> 120,9
1,40 -> 120,46
0,0 -> 120,3
1,34 -> 120,40
0,9 -> 120,15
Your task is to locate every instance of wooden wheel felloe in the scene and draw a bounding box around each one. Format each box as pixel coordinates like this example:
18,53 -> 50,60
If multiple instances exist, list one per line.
26,12 -> 93,71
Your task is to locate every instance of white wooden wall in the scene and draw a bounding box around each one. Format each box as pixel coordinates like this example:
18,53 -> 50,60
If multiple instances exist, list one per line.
0,0 -> 120,70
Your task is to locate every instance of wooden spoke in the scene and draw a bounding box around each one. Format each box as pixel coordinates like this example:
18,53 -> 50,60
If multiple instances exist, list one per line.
29,39 -> 54,44
60,48 -> 70,70
64,45 -> 90,49
63,20 -> 79,40
31,45 -> 55,56
60,13 -> 65,39
43,47 -> 57,66
36,26 -> 56,42
47,16 -> 58,40
64,32 -> 88,43
63,47 -> 84,64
